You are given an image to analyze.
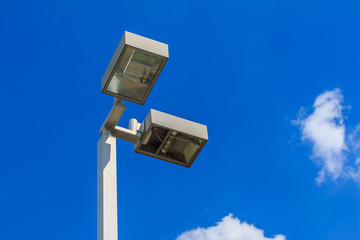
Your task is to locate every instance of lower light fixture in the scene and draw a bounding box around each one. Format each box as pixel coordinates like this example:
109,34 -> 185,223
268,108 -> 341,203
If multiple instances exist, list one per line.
134,109 -> 208,167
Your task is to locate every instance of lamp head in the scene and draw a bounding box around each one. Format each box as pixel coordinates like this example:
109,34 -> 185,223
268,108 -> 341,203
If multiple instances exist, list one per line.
101,32 -> 169,105
134,109 -> 208,167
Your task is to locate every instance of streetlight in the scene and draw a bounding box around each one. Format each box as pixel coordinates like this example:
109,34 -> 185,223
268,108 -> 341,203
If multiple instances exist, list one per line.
98,31 -> 208,240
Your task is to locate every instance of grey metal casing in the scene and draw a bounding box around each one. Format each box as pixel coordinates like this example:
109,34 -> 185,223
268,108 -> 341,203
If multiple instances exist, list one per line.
101,31 -> 169,105
134,109 -> 208,167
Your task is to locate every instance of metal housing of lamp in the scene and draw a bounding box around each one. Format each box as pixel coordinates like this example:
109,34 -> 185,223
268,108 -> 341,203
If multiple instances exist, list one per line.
135,109 -> 208,167
101,31 -> 169,105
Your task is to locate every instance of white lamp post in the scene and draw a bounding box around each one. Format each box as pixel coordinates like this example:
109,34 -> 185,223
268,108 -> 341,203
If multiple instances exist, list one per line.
98,32 -> 208,240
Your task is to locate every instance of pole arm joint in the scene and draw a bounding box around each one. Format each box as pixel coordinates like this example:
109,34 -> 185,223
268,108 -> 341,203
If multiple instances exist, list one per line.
100,98 -> 141,143
100,98 -> 126,134
111,125 -> 140,144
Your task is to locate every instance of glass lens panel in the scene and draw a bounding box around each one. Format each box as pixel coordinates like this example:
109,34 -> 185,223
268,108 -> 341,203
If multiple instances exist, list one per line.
107,48 -> 164,102
139,126 -> 169,154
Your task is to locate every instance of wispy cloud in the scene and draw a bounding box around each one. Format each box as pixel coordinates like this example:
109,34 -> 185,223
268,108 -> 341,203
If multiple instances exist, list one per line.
292,88 -> 360,184
176,214 -> 286,240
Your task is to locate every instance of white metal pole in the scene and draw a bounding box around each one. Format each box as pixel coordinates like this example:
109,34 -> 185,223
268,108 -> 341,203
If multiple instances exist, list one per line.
97,129 -> 118,240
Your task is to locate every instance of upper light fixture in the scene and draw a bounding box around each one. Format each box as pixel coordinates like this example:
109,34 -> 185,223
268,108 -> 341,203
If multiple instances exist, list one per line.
101,31 -> 169,105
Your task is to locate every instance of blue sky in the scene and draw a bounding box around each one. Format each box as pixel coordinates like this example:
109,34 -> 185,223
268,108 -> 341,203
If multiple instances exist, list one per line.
1,0 -> 360,239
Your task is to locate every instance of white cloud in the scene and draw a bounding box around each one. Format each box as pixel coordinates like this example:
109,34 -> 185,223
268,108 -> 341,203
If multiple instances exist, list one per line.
176,214 -> 286,240
348,123 -> 360,153
345,158 -> 360,182
293,88 -> 360,184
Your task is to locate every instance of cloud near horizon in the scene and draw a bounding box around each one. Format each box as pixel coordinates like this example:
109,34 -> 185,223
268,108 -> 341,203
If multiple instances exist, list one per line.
176,214 -> 286,240
293,88 -> 360,184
